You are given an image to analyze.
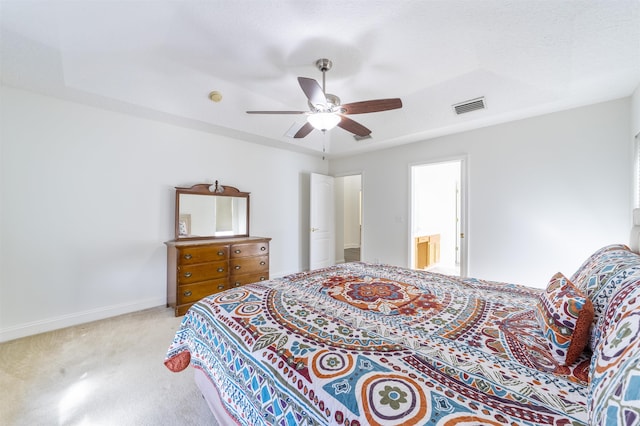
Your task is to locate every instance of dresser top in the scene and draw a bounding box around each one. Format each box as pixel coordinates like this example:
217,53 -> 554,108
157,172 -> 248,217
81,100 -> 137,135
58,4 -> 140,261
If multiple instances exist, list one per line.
165,236 -> 271,247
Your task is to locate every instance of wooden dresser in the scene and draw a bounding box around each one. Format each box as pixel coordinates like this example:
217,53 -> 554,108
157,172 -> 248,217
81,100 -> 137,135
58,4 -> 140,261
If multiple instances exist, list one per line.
165,236 -> 271,316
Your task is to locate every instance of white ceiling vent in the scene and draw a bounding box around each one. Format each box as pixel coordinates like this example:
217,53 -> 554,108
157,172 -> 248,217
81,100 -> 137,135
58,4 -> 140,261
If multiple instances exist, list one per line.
453,97 -> 486,115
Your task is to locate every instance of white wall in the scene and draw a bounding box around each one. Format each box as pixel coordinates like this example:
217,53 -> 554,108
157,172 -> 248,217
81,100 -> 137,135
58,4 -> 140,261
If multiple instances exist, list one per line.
633,85 -> 640,210
632,84 -> 640,137
0,86 -> 327,341
330,98 -> 632,288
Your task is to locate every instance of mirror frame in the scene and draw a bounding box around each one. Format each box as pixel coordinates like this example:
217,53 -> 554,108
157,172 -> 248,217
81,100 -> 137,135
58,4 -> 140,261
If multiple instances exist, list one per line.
174,182 -> 250,240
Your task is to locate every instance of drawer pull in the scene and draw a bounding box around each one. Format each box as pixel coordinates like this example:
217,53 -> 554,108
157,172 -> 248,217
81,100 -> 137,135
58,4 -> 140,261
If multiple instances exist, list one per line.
234,249 -> 241,254
217,251 -> 224,256
234,265 -> 241,270
259,276 -> 266,281
217,267 -> 224,273
184,254 -> 192,260
217,285 -> 225,290
260,261 -> 266,266
184,272 -> 192,278
183,290 -> 192,297
234,282 -> 241,287
260,246 -> 266,251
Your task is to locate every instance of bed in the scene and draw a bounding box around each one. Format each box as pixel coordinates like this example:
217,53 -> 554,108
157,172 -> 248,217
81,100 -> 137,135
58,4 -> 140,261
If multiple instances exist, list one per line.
165,219 -> 640,425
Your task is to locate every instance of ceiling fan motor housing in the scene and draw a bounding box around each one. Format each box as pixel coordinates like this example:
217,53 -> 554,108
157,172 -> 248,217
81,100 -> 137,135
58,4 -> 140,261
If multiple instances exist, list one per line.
309,93 -> 341,112
316,58 -> 332,72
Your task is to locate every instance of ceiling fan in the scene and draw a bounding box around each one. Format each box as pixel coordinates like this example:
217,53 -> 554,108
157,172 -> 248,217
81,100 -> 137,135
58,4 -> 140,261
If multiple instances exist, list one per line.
246,58 -> 402,139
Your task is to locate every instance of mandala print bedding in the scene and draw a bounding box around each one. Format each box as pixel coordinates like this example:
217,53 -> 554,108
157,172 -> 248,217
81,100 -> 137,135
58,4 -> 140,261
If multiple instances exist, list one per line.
165,262 -> 589,426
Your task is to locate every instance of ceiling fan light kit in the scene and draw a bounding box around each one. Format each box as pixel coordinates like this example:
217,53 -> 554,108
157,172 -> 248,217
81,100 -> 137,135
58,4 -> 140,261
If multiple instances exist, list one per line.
246,58 -> 402,139
307,112 -> 341,131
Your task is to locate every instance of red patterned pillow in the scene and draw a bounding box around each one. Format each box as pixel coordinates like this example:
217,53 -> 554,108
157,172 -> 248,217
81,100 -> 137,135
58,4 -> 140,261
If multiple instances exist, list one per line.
535,272 -> 594,366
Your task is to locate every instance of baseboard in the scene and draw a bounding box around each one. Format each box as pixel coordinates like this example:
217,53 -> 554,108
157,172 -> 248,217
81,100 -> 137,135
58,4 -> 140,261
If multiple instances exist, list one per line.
0,297 -> 166,343
344,244 -> 361,249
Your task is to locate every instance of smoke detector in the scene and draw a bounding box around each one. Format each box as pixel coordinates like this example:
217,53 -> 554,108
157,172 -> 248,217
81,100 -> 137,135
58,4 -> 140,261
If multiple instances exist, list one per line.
209,91 -> 223,103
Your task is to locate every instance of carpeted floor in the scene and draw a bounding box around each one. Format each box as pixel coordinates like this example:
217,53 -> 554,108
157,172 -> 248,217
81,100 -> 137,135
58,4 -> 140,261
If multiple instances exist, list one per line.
0,307 -> 218,425
344,248 -> 360,262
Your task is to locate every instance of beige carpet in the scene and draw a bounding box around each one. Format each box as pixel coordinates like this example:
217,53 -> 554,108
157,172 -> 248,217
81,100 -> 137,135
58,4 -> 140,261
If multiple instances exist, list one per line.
0,307 -> 219,425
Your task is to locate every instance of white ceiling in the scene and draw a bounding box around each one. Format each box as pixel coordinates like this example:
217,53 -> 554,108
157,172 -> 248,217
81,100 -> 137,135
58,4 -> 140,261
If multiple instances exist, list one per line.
2,0 -> 639,158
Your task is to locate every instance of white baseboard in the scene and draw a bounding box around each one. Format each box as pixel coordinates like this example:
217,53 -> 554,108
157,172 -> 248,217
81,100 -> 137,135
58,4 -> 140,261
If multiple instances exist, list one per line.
344,244 -> 361,249
0,297 -> 166,343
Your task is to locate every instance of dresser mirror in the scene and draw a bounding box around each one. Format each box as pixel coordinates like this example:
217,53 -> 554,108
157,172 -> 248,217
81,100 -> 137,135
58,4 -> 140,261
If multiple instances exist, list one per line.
175,182 -> 249,239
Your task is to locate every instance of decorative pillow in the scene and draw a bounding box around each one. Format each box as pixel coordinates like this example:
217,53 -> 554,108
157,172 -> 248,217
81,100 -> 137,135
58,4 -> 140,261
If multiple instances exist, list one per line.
589,284 -> 640,425
568,245 -> 640,351
535,272 -> 594,366
570,244 -> 631,291
579,249 -> 639,298
585,260 -> 640,352
589,267 -> 640,356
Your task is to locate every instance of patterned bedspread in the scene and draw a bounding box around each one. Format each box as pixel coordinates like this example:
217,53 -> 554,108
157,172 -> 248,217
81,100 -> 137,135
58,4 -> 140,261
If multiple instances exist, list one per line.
165,262 -> 590,426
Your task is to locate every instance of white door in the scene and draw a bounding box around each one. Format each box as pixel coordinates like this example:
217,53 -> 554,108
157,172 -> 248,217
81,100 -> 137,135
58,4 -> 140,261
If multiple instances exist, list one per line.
310,173 -> 335,269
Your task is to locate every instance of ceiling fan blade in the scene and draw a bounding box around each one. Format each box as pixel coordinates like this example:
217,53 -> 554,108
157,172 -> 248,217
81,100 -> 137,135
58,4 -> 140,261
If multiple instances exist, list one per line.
337,116 -> 371,137
297,77 -> 327,108
341,98 -> 403,115
293,122 -> 314,138
246,111 -> 306,114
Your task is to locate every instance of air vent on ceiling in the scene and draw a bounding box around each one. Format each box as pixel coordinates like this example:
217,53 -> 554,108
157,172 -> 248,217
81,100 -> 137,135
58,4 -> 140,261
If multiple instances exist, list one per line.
353,134 -> 372,141
453,97 -> 486,115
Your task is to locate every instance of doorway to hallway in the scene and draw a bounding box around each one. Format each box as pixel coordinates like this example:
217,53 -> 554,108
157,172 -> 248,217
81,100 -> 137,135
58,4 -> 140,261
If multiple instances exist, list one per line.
335,174 -> 362,263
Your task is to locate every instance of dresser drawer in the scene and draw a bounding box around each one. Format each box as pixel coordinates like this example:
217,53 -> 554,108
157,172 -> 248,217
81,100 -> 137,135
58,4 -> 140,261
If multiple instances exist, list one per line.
178,245 -> 228,265
230,242 -> 269,258
230,272 -> 270,288
230,255 -> 268,276
177,279 -> 229,304
177,260 -> 228,284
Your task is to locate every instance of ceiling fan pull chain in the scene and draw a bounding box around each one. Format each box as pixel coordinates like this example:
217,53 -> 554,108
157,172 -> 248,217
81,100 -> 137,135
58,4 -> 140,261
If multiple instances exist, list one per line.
322,130 -> 327,160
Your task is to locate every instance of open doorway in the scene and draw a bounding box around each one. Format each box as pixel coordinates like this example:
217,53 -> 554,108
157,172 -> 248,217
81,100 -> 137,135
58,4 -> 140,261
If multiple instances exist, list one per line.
410,160 -> 464,275
335,175 -> 362,263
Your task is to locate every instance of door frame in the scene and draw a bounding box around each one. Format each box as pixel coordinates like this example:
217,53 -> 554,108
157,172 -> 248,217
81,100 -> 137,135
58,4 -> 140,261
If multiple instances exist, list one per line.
408,156 -> 468,277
